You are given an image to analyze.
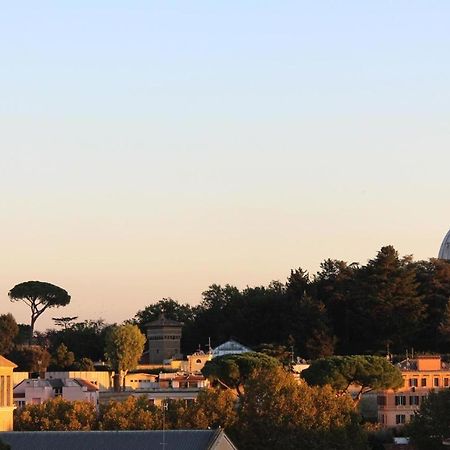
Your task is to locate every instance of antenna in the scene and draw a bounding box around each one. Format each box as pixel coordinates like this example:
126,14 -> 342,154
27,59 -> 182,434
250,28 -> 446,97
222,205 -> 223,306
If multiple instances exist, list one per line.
161,400 -> 168,449
207,337 -> 212,354
386,343 -> 392,361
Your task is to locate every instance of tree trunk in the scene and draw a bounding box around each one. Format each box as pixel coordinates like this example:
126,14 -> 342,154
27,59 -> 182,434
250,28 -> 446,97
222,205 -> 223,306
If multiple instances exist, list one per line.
113,373 -> 121,392
121,370 -> 128,391
29,316 -> 36,345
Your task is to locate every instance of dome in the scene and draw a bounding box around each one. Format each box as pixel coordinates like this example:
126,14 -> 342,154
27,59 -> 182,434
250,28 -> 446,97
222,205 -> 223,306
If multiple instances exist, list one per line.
438,229 -> 450,260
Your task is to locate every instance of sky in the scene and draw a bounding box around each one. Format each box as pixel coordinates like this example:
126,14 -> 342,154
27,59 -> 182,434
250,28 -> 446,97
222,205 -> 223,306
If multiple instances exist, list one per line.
0,1 -> 449,330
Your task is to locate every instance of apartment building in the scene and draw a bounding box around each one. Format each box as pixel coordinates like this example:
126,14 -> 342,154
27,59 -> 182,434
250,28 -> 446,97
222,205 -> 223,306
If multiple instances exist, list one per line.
377,355 -> 450,427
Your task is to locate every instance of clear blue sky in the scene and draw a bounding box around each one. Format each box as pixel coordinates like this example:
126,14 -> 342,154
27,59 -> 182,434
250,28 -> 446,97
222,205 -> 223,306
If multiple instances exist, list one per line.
1,1 -> 449,328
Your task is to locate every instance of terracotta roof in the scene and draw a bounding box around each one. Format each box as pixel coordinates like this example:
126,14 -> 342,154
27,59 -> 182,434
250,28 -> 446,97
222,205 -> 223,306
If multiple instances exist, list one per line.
0,355 -> 17,368
173,375 -> 205,381
74,378 -> 99,392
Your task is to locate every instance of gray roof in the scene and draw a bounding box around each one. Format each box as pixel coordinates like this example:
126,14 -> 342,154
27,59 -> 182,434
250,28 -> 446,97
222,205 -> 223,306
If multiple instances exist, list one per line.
0,430 -> 237,450
212,340 -> 251,357
439,229 -> 450,260
47,378 -> 65,389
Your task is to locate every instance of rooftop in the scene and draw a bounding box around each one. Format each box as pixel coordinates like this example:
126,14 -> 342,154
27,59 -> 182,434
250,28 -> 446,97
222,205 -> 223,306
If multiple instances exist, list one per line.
145,313 -> 183,328
0,430 -> 237,450
0,355 -> 17,369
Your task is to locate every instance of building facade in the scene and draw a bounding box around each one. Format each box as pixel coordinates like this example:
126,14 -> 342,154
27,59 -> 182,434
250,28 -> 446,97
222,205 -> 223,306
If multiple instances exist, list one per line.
0,356 -> 16,431
13,378 -> 99,408
377,355 -> 450,427
45,371 -> 113,391
145,314 -> 183,364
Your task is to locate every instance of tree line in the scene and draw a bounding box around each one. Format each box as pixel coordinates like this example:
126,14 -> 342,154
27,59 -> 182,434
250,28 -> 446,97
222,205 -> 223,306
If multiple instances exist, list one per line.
14,362 -> 368,450
136,245 -> 450,358
3,245 -> 450,369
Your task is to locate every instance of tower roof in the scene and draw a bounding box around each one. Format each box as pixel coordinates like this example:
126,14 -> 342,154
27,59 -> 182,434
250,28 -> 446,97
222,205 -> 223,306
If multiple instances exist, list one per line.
438,229 -> 450,260
145,313 -> 183,328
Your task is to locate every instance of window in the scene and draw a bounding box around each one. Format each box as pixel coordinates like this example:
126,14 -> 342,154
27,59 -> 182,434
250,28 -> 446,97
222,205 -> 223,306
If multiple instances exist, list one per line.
6,376 -> 11,406
379,414 -> 385,424
421,378 -> 427,387
444,378 -> 449,387
434,378 -> 439,387
0,376 -> 4,406
396,414 -> 406,425
409,396 -> 420,406
395,395 -> 406,406
377,396 -> 386,406
409,378 -> 418,387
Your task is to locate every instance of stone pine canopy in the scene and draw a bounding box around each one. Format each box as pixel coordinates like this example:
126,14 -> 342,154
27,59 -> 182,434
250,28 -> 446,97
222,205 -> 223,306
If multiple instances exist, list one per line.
439,229 -> 450,260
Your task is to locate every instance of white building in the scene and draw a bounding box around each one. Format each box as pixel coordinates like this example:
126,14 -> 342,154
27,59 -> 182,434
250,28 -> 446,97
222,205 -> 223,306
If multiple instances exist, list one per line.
13,378 -> 99,408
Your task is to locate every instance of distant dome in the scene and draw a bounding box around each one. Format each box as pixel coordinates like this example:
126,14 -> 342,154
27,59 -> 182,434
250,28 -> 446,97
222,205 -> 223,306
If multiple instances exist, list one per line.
438,229 -> 450,260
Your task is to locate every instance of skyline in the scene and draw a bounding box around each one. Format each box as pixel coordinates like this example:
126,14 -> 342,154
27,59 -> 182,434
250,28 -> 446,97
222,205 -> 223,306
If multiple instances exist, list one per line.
1,1 -> 449,329
3,234 -> 447,331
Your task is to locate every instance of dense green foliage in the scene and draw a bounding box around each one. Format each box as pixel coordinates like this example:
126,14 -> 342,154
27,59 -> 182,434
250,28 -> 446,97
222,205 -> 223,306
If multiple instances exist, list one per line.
105,324 -> 146,390
46,319 -> 111,362
234,367 -> 368,450
14,369 -> 369,449
302,355 -> 404,401
14,397 -> 97,431
202,352 -> 281,397
48,343 -> 75,370
98,396 -> 161,430
408,389 -> 450,449
0,313 -> 19,354
8,345 -> 51,372
134,247 -> 448,357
